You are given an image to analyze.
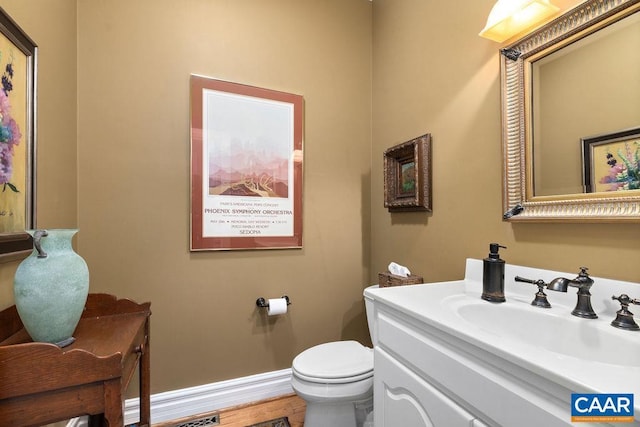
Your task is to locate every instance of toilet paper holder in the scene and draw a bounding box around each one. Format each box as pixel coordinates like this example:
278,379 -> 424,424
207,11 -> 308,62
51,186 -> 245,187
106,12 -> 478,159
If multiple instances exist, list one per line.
256,296 -> 291,308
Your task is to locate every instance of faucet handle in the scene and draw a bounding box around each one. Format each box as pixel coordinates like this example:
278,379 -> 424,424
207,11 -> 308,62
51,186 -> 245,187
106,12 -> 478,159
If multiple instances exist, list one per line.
577,267 -> 592,281
610,294 -> 640,331
612,294 -> 640,306
515,276 -> 551,308
514,276 -> 545,286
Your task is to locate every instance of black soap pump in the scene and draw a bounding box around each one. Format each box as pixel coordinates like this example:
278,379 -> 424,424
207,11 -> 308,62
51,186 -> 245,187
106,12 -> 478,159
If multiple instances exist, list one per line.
482,243 -> 507,303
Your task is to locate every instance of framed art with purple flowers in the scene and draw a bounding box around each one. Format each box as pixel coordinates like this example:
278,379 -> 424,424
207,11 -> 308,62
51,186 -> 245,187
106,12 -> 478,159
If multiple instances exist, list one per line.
0,7 -> 37,262
582,127 -> 640,194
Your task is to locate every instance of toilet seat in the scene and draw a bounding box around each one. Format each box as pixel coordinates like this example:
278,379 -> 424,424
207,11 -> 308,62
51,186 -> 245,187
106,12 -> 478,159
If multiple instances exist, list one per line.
292,340 -> 373,384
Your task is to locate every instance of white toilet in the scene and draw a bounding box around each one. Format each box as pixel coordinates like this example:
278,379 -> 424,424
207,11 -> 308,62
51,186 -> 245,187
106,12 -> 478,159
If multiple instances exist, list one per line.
291,286 -> 377,427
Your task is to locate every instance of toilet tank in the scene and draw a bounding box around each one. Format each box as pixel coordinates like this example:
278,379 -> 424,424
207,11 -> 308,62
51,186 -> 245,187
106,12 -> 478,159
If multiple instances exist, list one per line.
364,285 -> 378,346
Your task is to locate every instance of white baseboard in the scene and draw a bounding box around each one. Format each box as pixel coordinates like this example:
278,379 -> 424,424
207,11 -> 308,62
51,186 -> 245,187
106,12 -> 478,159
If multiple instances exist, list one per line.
67,368 -> 293,426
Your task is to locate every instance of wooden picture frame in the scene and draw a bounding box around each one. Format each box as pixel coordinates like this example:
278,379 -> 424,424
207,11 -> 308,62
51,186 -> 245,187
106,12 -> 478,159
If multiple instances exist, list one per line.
582,127 -> 640,193
0,7 -> 37,262
190,75 -> 304,251
384,134 -> 432,212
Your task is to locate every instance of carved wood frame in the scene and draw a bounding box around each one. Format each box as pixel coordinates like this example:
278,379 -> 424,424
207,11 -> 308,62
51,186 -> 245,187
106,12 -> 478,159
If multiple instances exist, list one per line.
384,134 -> 432,212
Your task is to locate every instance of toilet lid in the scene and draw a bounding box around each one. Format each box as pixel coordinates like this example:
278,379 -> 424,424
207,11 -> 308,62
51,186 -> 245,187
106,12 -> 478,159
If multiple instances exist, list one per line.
292,341 -> 373,382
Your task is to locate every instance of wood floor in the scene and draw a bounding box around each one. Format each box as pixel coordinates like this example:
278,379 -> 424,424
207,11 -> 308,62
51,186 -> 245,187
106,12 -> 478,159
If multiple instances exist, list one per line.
155,393 -> 306,427
41,393 -> 305,427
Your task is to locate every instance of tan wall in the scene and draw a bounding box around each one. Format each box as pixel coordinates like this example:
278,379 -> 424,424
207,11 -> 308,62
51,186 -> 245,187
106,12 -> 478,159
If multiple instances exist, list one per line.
75,0 -> 372,393
371,0 -> 640,288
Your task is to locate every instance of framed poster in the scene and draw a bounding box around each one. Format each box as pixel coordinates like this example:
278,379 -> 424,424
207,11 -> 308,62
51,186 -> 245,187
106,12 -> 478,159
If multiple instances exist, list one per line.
190,75 -> 304,250
0,7 -> 36,262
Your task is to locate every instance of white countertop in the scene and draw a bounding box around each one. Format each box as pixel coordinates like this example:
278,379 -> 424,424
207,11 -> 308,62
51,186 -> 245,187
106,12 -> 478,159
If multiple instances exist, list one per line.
365,259 -> 640,413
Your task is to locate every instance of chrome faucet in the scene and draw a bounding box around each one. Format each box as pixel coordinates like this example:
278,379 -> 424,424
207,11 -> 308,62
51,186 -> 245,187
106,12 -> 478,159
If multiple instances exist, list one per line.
548,267 -> 597,319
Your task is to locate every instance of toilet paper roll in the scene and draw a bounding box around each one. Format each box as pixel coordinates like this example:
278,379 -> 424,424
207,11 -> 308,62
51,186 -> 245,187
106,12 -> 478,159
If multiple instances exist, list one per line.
267,298 -> 288,316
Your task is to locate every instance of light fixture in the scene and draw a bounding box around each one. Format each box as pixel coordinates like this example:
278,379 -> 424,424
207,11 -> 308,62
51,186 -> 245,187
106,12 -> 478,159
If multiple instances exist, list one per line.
479,0 -> 559,42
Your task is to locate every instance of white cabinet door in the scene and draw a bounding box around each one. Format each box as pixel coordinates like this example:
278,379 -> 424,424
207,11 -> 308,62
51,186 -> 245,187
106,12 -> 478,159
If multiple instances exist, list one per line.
375,348 -> 477,427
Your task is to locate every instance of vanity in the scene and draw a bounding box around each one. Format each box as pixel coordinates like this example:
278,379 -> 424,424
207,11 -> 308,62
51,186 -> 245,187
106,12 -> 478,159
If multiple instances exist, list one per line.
364,259 -> 640,426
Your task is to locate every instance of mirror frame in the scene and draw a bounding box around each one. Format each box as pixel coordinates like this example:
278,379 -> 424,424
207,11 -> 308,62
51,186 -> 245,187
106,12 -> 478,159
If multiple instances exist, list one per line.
500,0 -> 640,222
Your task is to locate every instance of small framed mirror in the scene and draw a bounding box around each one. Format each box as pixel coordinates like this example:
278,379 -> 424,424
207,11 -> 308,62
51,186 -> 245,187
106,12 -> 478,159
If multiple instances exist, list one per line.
500,0 -> 640,222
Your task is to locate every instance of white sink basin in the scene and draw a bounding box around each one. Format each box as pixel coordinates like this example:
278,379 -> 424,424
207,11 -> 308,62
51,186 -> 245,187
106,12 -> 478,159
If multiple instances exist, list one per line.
448,296 -> 640,367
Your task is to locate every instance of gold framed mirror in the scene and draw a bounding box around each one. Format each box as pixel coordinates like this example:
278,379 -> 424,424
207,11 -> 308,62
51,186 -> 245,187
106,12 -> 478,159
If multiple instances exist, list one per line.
501,0 -> 640,222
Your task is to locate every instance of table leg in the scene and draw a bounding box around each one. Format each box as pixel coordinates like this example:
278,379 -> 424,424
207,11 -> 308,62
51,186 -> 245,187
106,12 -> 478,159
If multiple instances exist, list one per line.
139,324 -> 151,426
103,379 -> 124,427
88,414 -> 105,427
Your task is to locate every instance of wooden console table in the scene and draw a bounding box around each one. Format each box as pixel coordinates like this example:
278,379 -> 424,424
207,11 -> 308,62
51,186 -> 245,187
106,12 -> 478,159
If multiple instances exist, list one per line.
0,293 -> 151,427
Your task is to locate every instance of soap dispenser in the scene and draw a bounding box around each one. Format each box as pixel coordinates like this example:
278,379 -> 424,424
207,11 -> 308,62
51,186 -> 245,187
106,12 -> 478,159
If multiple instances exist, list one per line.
482,243 -> 507,303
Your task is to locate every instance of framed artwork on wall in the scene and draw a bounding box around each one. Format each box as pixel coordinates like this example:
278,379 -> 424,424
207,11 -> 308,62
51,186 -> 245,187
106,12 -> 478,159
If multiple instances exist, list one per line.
190,75 -> 304,251
384,134 -> 432,212
582,127 -> 640,193
0,7 -> 37,262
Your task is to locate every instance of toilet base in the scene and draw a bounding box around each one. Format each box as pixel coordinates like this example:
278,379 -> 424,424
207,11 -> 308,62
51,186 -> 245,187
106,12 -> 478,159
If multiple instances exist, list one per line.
303,397 -> 373,427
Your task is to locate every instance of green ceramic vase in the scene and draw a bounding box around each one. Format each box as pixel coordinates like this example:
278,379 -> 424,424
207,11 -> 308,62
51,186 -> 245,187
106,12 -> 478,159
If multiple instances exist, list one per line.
14,229 -> 89,346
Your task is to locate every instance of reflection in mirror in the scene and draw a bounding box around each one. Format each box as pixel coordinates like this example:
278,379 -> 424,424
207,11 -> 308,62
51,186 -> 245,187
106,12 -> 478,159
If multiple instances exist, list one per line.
532,12 -> 640,197
500,0 -> 640,222
581,127 -> 640,193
